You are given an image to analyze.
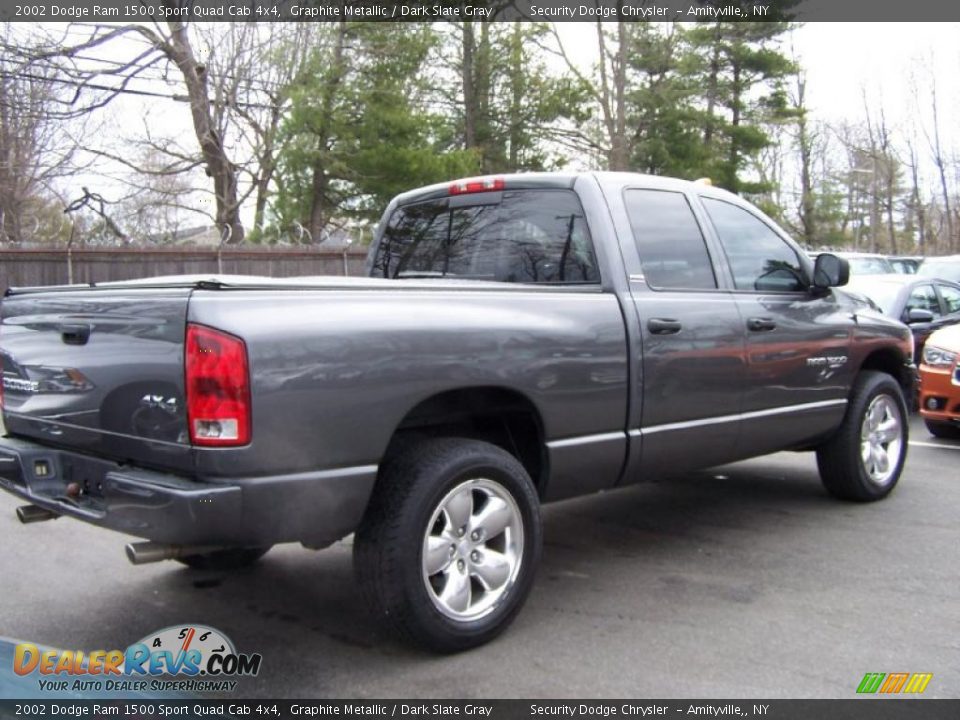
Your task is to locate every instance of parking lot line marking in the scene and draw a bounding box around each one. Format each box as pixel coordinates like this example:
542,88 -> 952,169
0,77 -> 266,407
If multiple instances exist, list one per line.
909,440 -> 960,451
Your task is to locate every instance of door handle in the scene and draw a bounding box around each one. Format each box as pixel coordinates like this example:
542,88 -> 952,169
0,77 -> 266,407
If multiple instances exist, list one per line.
747,317 -> 777,332
648,318 -> 682,335
60,323 -> 91,345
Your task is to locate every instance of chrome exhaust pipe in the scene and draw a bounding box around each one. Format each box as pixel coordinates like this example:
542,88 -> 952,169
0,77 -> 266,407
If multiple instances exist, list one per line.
124,541 -> 223,565
16,505 -> 59,524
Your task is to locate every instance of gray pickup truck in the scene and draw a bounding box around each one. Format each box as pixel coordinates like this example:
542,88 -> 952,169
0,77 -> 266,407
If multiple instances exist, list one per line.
0,173 -> 914,651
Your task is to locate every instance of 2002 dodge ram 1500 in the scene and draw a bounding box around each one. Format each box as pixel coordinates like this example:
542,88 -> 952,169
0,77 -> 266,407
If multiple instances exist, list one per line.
0,173 -> 915,652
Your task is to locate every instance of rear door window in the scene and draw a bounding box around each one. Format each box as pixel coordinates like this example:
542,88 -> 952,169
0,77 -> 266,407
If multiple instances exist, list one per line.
624,189 -> 717,290
372,190 -> 600,284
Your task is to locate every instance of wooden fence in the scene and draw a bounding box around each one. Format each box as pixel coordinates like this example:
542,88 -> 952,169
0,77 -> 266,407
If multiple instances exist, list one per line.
0,245 -> 369,294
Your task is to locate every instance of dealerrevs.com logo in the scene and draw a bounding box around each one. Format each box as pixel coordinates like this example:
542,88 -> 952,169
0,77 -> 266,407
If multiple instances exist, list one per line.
13,625 -> 262,693
856,672 -> 933,694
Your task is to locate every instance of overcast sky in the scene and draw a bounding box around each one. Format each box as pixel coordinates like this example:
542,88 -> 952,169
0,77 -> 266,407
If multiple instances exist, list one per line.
553,22 -> 960,132
791,23 -> 957,125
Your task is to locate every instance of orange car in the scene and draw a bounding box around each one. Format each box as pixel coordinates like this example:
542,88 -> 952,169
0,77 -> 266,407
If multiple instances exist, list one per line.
919,324 -> 960,439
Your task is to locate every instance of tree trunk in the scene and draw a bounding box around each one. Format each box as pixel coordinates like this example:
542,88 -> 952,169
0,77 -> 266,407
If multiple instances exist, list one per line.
508,24 -> 522,171
703,24 -> 722,149
597,21 -> 628,171
930,80 -> 955,252
795,76 -> 816,247
309,168 -> 328,242
908,141 -> 926,253
253,169 -> 271,235
308,20 -> 348,242
0,202 -> 22,244
476,21 -> 493,172
164,15 -> 244,243
462,21 -> 476,153
611,21 -> 628,171
727,62 -> 742,193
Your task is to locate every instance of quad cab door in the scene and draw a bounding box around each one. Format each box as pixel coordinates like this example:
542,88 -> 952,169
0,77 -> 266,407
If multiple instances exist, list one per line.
696,196 -> 852,456
612,185 -> 748,480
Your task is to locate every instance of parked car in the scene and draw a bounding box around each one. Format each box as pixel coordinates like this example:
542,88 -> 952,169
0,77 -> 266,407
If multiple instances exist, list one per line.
887,256 -> 922,274
835,252 -> 895,275
918,255 -> 960,283
842,274 -> 960,361
918,324 -> 960,439
0,172 -> 916,652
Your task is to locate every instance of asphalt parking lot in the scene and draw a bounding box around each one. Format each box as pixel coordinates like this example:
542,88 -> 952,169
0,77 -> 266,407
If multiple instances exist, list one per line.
1,414 -> 957,699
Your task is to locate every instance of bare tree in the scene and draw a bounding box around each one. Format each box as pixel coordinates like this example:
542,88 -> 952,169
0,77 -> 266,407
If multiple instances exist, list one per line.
861,95 -> 900,254
0,24 -> 85,243
903,132 -> 927,254
793,70 -> 817,246
64,186 -> 129,244
549,16 -> 630,170
196,23 -> 317,234
925,72 -> 954,253
114,145 -> 208,241
17,13 -> 248,242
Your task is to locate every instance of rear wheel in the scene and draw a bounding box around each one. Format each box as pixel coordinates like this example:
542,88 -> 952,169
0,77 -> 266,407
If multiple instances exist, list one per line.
354,438 -> 541,653
924,418 -> 960,440
817,371 -> 908,502
176,547 -> 270,571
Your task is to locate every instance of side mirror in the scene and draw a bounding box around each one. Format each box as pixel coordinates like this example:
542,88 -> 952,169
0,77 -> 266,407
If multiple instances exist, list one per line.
812,253 -> 850,289
906,308 -> 935,324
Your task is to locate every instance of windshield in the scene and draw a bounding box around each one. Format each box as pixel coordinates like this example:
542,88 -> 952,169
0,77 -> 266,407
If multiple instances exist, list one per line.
371,189 -> 601,284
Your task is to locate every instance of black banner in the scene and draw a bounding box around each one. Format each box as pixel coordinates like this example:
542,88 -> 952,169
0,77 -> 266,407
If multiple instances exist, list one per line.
1,0 -> 959,23
1,700 -> 959,720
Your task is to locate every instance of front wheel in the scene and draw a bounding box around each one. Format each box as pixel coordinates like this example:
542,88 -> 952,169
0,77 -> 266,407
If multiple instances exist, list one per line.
816,371 -> 908,502
354,438 -> 541,653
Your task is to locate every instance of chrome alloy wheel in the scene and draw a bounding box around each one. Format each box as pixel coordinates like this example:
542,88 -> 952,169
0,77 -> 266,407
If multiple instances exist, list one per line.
860,394 -> 903,486
421,478 -> 524,622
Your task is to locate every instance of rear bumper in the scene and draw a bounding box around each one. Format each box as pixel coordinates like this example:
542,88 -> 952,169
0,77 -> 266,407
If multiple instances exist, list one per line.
0,435 -> 377,549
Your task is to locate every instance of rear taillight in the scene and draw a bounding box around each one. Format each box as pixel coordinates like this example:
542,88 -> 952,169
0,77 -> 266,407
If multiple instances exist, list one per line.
185,324 -> 250,447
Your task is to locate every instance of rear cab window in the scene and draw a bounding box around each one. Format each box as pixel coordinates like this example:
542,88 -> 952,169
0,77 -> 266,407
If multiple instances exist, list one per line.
371,189 -> 600,284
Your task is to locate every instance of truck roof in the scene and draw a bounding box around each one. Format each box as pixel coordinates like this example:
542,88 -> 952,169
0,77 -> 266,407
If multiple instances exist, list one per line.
391,171 -> 740,207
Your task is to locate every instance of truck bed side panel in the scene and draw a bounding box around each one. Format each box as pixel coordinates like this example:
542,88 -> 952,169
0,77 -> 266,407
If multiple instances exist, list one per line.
187,288 -> 630,495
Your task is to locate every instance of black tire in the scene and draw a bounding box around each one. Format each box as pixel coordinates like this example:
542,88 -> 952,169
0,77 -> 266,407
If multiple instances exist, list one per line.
176,547 -> 271,571
354,438 -> 541,653
924,419 -> 960,440
816,371 -> 908,502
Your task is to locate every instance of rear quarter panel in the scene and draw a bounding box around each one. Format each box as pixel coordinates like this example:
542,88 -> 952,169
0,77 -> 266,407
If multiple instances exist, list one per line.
188,287 -> 629,483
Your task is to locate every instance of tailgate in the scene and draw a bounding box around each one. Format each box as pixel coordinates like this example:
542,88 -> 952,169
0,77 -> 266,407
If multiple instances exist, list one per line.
0,288 -> 193,472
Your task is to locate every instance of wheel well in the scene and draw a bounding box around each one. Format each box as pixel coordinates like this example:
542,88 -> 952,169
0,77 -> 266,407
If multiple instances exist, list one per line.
859,348 -> 913,396
385,387 -> 546,493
